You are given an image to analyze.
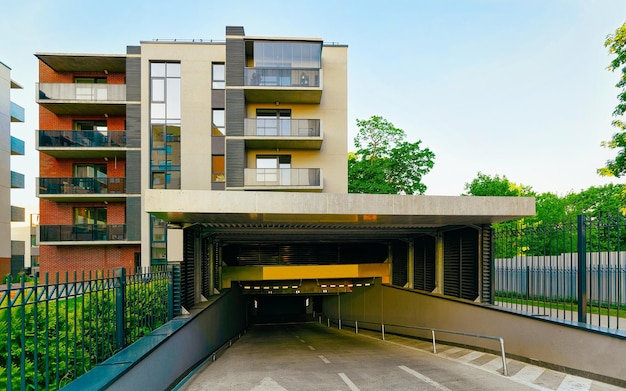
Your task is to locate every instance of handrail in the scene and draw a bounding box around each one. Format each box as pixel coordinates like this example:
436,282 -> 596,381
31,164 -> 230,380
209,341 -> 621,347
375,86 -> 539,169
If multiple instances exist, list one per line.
321,316 -> 508,376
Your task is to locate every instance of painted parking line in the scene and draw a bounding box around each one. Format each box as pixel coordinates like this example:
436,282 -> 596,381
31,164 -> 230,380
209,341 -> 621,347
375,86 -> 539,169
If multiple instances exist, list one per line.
512,364 -> 545,383
308,345 -> 316,351
319,355 -> 331,364
398,365 -> 453,391
457,351 -> 484,363
556,375 -> 592,391
299,338 -> 306,343
338,373 -> 360,391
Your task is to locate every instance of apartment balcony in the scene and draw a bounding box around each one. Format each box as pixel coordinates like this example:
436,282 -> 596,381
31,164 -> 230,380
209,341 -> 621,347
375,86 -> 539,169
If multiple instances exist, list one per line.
10,102 -> 25,122
243,119 -> 322,150
11,206 -> 25,222
243,68 -> 322,104
11,171 -> 24,189
10,136 -> 24,155
37,130 -> 127,158
38,177 -> 127,202
244,168 -> 322,191
40,224 -> 127,243
36,83 -> 127,115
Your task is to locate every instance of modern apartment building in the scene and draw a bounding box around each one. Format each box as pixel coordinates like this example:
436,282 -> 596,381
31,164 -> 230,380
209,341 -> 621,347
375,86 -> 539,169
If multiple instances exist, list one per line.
0,61 -> 26,276
35,26 -> 347,275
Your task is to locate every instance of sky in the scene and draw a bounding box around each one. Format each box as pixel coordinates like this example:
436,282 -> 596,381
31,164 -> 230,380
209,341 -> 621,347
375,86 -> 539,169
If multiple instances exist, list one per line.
3,0 -> 626,219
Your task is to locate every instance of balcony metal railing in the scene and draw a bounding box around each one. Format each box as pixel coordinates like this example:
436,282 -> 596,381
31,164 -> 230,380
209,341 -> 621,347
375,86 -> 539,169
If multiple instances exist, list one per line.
244,168 -> 321,187
40,224 -> 127,242
244,68 -> 320,87
39,177 -> 126,195
38,130 -> 127,148
10,101 -> 25,122
244,119 -> 320,137
10,136 -> 25,155
37,83 -> 126,101
10,171 -> 24,189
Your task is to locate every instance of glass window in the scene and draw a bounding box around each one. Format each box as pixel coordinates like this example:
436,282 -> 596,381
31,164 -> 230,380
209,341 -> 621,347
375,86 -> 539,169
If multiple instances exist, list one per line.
166,78 -> 181,118
166,63 -> 181,77
212,63 -> 225,89
253,42 -> 321,68
74,207 -> 107,225
212,109 -> 225,136
212,155 -> 225,182
152,79 -> 165,102
151,63 -> 166,77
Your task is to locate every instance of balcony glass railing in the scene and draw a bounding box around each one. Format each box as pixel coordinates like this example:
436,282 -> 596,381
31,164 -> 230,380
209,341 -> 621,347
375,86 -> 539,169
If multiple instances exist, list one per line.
244,68 -> 320,87
39,130 -> 126,148
39,177 -> 126,195
37,83 -> 126,101
40,224 -> 127,242
244,119 -> 320,137
11,171 -> 24,189
11,206 -> 25,222
10,101 -> 25,122
11,136 -> 25,155
244,168 -> 321,187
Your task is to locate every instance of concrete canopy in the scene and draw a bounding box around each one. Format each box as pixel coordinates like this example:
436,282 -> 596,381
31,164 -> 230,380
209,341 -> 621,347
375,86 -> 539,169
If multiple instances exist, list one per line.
145,190 -> 535,243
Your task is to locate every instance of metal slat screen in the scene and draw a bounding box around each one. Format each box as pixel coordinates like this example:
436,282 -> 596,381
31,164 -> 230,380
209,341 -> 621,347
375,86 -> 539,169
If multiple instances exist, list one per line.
481,225 -> 493,303
414,236 -> 436,292
392,241 -> 408,287
444,228 -> 479,300
181,229 -> 195,309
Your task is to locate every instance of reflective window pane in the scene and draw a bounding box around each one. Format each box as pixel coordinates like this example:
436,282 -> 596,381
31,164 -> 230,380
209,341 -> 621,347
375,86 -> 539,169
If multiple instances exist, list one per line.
151,79 -> 165,102
151,62 -> 166,77
166,78 -> 181,118
166,62 -> 181,77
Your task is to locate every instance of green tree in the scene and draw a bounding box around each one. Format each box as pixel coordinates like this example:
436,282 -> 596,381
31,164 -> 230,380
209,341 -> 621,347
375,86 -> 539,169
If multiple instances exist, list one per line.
600,21 -> 626,177
348,115 -> 435,194
463,172 -> 532,197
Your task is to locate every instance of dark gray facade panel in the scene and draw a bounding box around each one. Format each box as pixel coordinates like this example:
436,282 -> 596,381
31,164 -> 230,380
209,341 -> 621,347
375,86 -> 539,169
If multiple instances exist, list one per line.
225,89 -> 244,136
211,182 -> 226,191
212,136 -> 225,155
126,46 -> 141,55
226,139 -> 244,187
126,197 -> 141,242
226,26 -> 245,36
126,56 -> 141,102
126,104 -> 141,147
225,39 -> 244,87
126,150 -> 141,194
212,89 -> 225,108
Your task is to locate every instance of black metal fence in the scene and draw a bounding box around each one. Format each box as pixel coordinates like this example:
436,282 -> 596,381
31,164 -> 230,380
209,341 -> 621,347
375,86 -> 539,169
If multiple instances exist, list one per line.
1,265 -> 181,391
494,215 -> 626,331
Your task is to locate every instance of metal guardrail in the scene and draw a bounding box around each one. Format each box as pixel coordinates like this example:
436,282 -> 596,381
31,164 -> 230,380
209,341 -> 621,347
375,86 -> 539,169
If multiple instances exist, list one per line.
322,316 -> 508,376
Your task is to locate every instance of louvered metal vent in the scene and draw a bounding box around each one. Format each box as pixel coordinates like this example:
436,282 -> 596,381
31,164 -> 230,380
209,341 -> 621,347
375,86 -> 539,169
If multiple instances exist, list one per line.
414,236 -> 436,292
481,225 -> 493,303
443,228 -> 479,301
392,241 -> 408,287
181,229 -> 195,309
201,237 -> 211,299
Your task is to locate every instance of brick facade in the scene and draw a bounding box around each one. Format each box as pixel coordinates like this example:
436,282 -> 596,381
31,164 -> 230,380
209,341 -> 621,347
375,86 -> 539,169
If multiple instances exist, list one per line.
38,57 -> 134,276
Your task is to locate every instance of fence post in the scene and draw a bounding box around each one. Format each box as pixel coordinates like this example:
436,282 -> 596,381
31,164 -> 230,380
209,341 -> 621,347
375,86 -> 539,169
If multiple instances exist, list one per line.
115,267 -> 126,349
577,214 -> 587,323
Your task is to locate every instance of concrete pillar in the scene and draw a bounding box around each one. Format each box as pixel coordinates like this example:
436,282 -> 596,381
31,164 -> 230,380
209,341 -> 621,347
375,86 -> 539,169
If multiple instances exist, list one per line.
434,233 -> 444,294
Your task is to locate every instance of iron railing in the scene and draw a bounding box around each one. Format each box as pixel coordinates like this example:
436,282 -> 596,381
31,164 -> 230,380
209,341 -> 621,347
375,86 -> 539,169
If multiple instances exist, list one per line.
40,224 -> 127,242
1,265 -> 181,391
494,214 -> 626,331
38,130 -> 126,148
39,177 -> 126,195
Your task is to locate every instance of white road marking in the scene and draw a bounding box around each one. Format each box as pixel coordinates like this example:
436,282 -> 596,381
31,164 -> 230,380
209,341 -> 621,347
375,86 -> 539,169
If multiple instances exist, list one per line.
398,365 -> 453,391
482,357 -> 505,372
250,377 -> 288,391
512,365 -> 545,383
319,355 -> 331,364
457,351 -> 484,363
440,347 -> 464,356
298,338 -> 306,343
338,373 -> 360,391
308,345 -> 316,351
557,375 -> 592,391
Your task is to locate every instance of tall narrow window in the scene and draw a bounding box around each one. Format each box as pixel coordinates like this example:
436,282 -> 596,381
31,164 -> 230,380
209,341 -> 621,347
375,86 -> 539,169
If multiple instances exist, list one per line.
150,62 -> 181,190
212,109 -> 225,136
212,63 -> 225,89
212,155 -> 225,182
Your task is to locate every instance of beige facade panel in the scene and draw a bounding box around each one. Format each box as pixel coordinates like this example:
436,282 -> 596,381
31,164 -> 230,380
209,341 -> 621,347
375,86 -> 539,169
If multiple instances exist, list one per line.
144,190 -> 535,227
